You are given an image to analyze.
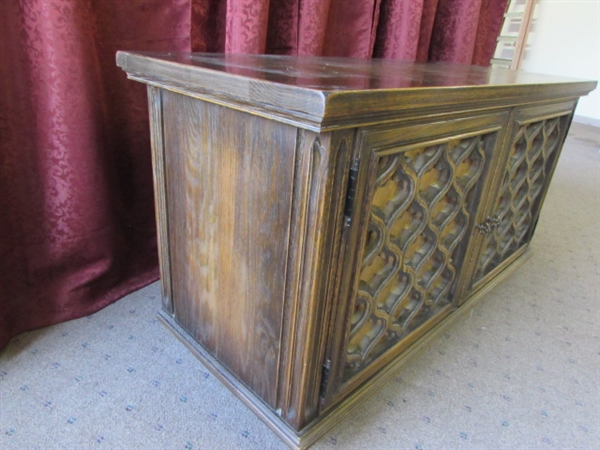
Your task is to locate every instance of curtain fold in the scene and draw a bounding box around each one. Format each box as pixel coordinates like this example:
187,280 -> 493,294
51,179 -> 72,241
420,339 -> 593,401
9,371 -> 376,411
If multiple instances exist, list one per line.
192,0 -> 507,64
0,0 -> 507,348
0,0 -> 191,348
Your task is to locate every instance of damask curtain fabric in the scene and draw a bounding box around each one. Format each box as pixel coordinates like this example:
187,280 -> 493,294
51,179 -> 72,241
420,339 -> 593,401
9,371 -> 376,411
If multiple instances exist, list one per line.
0,0 -> 191,348
0,0 -> 507,348
191,0 -> 507,64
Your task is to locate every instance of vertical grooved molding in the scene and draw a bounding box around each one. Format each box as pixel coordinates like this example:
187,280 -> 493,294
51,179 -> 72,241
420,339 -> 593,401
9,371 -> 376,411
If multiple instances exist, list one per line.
147,86 -> 174,315
277,129 -> 353,430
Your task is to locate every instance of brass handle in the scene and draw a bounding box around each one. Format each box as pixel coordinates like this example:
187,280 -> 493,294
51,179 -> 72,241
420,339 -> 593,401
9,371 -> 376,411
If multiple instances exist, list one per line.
475,222 -> 491,234
475,216 -> 500,235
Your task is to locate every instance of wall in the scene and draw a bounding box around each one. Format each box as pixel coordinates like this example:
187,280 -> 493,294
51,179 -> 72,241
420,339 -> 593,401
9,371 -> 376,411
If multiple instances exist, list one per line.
520,0 -> 599,125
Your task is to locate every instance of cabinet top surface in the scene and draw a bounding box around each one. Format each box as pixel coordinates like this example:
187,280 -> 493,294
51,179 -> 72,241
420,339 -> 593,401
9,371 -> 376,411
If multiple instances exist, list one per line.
119,52 -> 594,91
117,52 -> 596,129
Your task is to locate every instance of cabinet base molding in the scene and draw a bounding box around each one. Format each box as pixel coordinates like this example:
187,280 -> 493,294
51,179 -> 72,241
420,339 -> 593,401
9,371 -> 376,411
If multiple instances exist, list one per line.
157,310 -> 305,449
159,247 -> 532,450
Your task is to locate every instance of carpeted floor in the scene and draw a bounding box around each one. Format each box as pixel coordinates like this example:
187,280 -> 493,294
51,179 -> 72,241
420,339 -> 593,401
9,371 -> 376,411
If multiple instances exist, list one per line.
1,122 -> 598,450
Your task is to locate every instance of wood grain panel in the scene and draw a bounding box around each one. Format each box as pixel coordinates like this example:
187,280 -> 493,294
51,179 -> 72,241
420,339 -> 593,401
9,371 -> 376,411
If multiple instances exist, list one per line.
162,91 -> 297,408
117,52 -> 596,131
275,130 -> 354,430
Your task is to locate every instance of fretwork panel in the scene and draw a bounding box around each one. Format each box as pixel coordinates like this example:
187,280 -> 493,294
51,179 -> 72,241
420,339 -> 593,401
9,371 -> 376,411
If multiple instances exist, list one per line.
474,116 -> 568,282
344,133 -> 496,381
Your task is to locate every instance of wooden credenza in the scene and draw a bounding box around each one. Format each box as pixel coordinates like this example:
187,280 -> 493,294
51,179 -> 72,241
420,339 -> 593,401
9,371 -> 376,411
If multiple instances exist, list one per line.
117,52 -> 596,449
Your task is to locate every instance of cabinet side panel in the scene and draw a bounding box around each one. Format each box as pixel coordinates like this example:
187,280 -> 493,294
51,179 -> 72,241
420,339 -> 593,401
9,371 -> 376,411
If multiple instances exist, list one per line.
162,91 -> 297,408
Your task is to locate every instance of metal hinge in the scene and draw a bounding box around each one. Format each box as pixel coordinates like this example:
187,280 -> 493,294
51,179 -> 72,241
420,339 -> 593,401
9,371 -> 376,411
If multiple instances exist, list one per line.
319,359 -> 332,402
344,157 -> 360,226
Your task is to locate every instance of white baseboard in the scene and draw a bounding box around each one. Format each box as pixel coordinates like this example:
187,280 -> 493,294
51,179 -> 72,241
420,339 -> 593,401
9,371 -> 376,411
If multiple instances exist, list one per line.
573,115 -> 600,128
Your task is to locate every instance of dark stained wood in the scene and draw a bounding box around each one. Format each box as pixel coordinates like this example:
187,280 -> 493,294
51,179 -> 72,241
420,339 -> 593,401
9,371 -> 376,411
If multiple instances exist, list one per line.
466,101 -> 577,296
118,52 -> 592,91
147,86 -> 174,314
321,112 -> 512,409
117,52 -> 597,450
162,90 -> 297,407
117,51 -> 596,131
275,129 -> 354,429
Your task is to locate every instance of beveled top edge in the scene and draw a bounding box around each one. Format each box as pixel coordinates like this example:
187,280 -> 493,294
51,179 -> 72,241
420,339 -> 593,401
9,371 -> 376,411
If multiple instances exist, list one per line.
117,51 -> 597,129
120,51 -> 597,90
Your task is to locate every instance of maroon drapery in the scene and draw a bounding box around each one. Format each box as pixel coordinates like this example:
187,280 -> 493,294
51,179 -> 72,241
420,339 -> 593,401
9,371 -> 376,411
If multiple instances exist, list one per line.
191,0 -> 507,63
0,0 -> 507,349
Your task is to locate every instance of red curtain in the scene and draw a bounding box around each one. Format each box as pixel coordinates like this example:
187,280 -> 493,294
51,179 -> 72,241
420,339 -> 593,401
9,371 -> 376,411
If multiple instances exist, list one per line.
0,0 -> 507,348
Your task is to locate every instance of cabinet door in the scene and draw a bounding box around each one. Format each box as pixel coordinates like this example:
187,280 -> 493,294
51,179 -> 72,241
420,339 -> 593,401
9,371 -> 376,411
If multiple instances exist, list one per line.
468,102 -> 576,292
321,112 -> 509,408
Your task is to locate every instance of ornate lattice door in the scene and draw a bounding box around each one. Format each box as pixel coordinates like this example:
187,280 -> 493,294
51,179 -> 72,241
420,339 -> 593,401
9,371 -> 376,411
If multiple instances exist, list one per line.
322,113 -> 510,406
470,103 -> 575,291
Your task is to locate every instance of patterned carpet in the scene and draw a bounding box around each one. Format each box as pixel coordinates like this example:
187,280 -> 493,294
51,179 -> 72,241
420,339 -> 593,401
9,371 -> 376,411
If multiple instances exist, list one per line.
1,122 -> 598,450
